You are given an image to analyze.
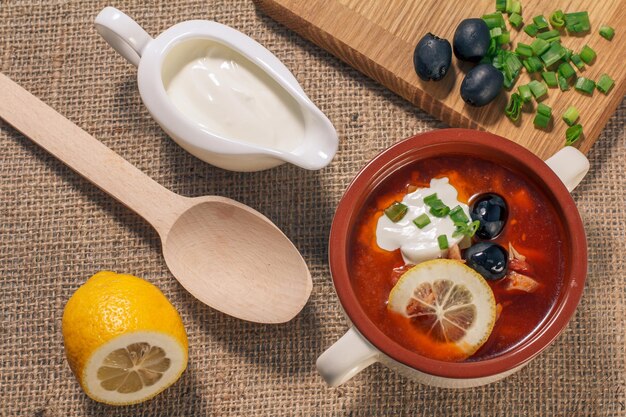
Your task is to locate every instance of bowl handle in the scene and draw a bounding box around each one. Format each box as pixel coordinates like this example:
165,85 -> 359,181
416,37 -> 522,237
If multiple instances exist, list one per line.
316,327 -> 380,387
94,7 -> 153,67
545,147 -> 590,192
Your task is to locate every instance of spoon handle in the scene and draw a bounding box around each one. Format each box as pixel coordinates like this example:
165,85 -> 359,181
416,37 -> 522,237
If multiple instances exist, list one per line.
0,73 -> 181,233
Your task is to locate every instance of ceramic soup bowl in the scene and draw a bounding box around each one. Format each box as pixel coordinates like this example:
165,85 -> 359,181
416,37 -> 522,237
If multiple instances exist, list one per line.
318,128 -> 589,388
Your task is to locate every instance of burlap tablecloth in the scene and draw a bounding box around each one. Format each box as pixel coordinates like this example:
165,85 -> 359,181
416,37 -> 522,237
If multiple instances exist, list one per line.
0,1 -> 624,416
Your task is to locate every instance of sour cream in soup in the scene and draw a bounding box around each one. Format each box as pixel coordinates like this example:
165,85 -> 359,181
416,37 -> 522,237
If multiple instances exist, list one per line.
376,177 -> 470,264
164,40 -> 305,151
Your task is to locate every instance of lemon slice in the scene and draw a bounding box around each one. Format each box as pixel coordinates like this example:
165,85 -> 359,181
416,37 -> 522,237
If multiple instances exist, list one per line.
388,259 -> 496,360
62,271 -> 188,405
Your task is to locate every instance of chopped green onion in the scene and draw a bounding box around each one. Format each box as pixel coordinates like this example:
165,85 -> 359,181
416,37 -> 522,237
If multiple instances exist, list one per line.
413,213 -> 431,229
563,48 -> 573,62
524,24 -> 539,37
505,93 -> 523,122
549,10 -> 565,28
531,38 -> 550,56
558,74 -> 570,91
495,0 -> 506,12
497,50 -> 522,88
537,103 -> 552,117
505,0 -> 514,13
515,42 -> 533,58
505,52 -> 522,73
565,124 -> 583,146
429,205 -> 450,217
497,31 -> 511,45
558,62 -> 576,80
452,224 -> 464,238
533,15 -> 549,31
423,193 -> 438,205
449,206 -> 469,223
570,54 -> 585,70
537,29 -> 561,43
479,52 -> 491,65
521,60 -> 533,72
492,50 -> 505,70
510,1 -> 521,15
575,77 -> 596,95
490,27 -> 503,39
425,193 -> 451,217
384,202 -> 408,222
493,34 -> 510,48
523,56 -> 544,73
429,200 -> 451,218
596,74 -> 615,94
579,45 -> 596,64
502,76 -> 514,90
452,220 -> 480,238
528,80 -> 548,100
533,112 -> 551,129
562,106 -> 579,126
437,235 -> 449,250
540,42 -> 566,67
488,38 -> 498,56
483,12 -> 506,29
599,25 -> 615,40
564,12 -> 590,33
541,71 -> 558,87
509,13 -> 523,29
468,220 -> 480,237
518,84 -> 532,103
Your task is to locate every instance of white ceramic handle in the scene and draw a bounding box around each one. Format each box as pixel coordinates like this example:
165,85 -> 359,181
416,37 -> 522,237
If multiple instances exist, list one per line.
316,327 -> 380,387
545,146 -> 590,192
95,7 -> 153,67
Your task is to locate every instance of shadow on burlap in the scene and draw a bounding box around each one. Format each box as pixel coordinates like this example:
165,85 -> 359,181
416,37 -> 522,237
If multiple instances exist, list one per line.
0,1 -> 624,416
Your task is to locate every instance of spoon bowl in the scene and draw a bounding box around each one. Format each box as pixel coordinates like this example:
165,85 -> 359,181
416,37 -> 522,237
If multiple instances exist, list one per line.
162,197 -> 311,323
0,73 -> 312,324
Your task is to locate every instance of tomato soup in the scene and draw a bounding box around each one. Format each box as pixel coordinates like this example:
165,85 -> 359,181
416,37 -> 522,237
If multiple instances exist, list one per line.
349,155 -> 567,361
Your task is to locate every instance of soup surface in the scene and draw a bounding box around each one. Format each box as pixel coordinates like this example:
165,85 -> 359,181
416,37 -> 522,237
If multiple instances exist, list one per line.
349,155 -> 567,361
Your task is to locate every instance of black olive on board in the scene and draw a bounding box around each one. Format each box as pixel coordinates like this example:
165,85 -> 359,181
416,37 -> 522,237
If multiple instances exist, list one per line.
463,242 -> 508,281
470,193 -> 508,239
413,33 -> 452,82
460,63 -> 504,107
453,18 -> 491,62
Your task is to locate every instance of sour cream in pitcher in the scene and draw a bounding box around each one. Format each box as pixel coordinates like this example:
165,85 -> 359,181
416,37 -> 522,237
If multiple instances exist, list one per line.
164,40 -> 305,151
376,177 -> 470,264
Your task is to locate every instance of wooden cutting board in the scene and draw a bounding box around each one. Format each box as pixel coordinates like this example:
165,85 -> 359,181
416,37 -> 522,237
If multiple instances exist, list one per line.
254,0 -> 626,159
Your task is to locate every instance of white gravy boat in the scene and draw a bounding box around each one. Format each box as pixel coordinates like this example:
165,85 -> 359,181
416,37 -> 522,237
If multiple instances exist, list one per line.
95,7 -> 338,172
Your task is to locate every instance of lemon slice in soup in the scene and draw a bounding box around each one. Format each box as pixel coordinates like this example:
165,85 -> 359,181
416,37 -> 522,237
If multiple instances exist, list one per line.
388,259 -> 496,359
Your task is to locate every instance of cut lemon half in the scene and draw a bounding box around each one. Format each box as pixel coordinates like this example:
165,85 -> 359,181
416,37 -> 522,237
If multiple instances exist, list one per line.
62,271 -> 188,405
388,259 -> 496,360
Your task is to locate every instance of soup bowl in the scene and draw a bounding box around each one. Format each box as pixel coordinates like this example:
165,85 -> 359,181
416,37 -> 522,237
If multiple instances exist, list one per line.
318,128 -> 589,388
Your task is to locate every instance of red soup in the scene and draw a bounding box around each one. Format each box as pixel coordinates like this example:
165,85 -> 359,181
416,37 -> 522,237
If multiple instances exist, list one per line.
349,155 -> 567,361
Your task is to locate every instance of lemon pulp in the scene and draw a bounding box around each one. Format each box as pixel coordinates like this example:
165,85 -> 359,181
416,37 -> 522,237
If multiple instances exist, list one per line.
98,343 -> 170,392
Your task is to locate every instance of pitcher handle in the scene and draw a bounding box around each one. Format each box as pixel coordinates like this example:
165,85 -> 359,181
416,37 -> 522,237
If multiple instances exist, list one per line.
545,146 -> 590,192
316,327 -> 380,387
95,7 -> 153,67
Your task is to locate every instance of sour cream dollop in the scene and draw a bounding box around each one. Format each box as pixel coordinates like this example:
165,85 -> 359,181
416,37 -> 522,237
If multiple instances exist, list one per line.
376,177 -> 469,264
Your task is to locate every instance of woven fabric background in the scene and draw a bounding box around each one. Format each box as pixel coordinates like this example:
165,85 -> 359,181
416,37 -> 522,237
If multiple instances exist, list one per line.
0,1 -> 624,416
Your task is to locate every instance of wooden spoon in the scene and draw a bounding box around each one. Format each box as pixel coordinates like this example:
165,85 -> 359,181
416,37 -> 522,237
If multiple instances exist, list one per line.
0,73 -> 312,324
